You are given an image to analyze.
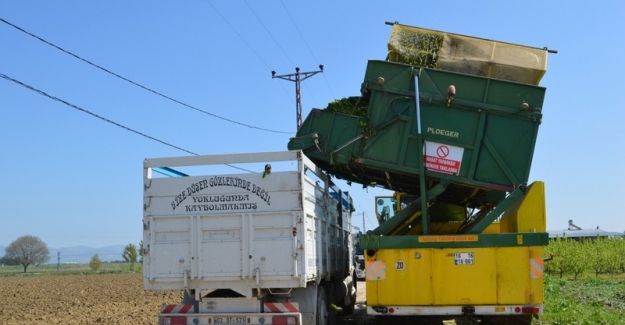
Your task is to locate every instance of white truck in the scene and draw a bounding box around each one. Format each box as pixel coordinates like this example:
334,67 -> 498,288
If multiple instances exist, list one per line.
143,150 -> 357,325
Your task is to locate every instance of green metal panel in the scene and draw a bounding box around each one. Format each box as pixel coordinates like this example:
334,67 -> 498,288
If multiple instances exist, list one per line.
288,60 -> 545,209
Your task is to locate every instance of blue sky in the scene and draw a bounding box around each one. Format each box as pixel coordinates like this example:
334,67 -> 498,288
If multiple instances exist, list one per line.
1,1 -> 624,248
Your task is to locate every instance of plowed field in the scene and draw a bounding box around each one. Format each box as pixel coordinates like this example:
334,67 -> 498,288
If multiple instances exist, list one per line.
0,273 -> 371,325
0,273 -> 180,325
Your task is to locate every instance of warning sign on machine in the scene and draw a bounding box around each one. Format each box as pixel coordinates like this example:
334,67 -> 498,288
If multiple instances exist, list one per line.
423,141 -> 464,175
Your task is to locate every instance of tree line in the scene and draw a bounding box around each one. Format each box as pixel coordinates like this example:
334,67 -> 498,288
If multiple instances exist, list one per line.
545,236 -> 625,279
1,235 -> 143,272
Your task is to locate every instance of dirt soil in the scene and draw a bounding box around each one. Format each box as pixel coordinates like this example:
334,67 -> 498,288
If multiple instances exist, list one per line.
0,274 -> 475,325
0,273 -> 373,325
0,273 -> 180,325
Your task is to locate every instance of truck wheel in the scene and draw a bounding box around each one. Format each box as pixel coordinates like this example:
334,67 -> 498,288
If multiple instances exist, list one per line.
341,296 -> 356,315
323,283 -> 337,325
342,275 -> 357,315
316,286 -> 329,325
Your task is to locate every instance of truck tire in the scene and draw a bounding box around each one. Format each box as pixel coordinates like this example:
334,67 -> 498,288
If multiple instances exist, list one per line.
341,296 -> 356,315
316,286 -> 329,325
323,282 -> 337,325
341,274 -> 357,315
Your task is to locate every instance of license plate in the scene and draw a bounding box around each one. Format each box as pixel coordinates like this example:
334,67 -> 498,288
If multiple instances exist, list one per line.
213,316 -> 247,324
454,252 -> 474,265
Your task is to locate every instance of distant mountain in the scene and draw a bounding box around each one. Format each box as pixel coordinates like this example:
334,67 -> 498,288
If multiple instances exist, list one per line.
1,244 -> 125,264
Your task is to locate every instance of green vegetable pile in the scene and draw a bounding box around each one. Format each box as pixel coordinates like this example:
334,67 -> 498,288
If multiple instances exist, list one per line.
326,96 -> 368,118
388,30 -> 444,68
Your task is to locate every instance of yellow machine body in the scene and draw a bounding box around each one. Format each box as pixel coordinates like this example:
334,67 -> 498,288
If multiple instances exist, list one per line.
366,245 -> 544,306
364,181 -> 547,312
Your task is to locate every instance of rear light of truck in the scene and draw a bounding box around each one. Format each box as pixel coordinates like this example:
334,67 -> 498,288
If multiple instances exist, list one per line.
521,307 -> 541,314
161,316 -> 186,325
271,315 -> 299,325
514,306 -> 541,314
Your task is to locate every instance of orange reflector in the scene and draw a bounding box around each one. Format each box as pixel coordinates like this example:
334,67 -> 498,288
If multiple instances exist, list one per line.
272,316 -> 299,325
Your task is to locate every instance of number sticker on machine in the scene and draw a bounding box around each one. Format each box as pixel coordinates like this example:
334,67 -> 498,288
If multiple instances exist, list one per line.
454,252 -> 474,265
212,316 -> 247,324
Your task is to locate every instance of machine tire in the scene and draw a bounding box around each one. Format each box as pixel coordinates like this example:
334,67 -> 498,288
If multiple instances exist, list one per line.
316,286 -> 329,325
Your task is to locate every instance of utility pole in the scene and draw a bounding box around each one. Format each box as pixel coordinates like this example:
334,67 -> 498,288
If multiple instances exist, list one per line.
363,212 -> 366,232
272,65 -> 324,130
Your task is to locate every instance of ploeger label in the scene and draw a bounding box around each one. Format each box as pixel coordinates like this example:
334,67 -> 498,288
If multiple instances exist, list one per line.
426,127 -> 459,138
171,177 -> 271,211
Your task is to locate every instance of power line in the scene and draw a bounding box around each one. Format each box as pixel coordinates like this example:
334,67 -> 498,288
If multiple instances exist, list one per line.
203,1 -> 297,115
279,0 -> 336,99
243,0 -> 296,68
239,1 -> 323,110
242,0 -> 321,109
203,1 -> 273,71
278,1 -> 320,66
0,72 -> 253,173
0,72 -> 194,154
0,16 -> 292,135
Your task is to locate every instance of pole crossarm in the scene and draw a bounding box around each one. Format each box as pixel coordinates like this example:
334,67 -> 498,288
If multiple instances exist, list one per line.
272,65 -> 324,130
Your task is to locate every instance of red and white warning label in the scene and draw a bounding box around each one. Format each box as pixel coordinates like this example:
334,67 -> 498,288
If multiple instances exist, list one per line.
423,141 -> 464,175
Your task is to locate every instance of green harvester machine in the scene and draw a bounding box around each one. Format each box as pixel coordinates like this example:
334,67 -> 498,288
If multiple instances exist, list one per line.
288,22 -> 555,324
